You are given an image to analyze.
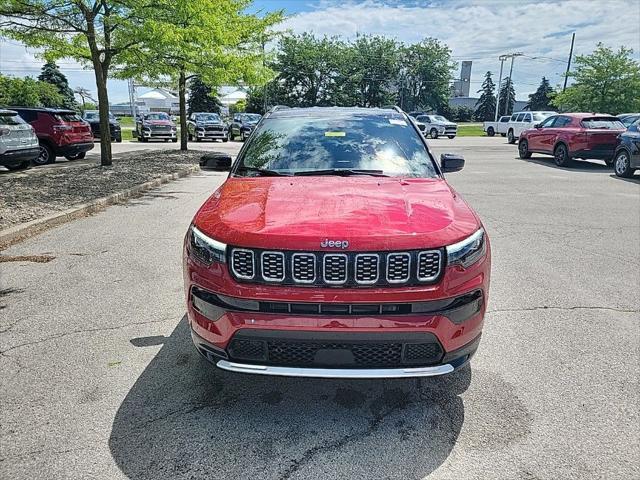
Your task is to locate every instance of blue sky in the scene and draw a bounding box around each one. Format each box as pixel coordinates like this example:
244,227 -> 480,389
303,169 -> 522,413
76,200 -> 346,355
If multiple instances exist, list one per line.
1,0 -> 638,104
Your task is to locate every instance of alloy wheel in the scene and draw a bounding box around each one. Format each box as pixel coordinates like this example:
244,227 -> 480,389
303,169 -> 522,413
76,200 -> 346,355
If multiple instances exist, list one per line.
615,152 -> 629,176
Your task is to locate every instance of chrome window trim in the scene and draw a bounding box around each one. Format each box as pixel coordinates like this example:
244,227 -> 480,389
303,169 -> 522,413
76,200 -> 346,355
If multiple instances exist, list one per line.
323,253 -> 348,285
386,252 -> 411,284
354,253 -> 380,285
231,248 -> 255,280
417,250 -> 443,282
291,252 -> 316,284
260,251 -> 285,282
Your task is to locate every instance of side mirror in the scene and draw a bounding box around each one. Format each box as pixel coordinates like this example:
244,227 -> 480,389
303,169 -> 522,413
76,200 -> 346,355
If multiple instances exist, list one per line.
200,152 -> 232,171
534,123 -> 542,129
440,153 -> 465,173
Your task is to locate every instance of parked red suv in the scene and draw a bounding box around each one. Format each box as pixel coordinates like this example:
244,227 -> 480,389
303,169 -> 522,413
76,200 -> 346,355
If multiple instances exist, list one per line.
518,113 -> 626,167
184,107 -> 491,379
10,107 -> 94,165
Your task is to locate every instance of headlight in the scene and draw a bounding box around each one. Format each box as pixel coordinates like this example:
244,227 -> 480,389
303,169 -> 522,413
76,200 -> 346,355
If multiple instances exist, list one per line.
446,228 -> 486,268
188,225 -> 226,264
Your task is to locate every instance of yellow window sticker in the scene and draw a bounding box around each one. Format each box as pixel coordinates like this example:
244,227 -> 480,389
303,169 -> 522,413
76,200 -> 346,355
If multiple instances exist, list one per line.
325,131 -> 346,137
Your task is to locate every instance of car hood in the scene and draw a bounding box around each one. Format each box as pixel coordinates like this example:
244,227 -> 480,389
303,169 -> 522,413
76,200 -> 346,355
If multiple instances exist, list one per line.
433,120 -> 456,127
194,177 -> 481,251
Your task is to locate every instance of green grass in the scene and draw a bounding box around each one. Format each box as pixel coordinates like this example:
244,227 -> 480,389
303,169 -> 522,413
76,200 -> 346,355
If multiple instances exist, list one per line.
456,124 -> 485,137
118,116 -> 134,127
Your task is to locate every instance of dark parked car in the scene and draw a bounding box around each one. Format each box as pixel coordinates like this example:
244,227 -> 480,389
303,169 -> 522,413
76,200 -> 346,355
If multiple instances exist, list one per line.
10,107 -> 94,165
618,114 -> 640,128
613,118 -> 639,178
187,112 -> 229,142
229,113 -> 261,141
82,110 -> 122,142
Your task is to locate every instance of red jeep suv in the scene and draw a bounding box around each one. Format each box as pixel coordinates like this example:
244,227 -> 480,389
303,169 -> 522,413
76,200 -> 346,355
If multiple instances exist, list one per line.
10,107 -> 94,165
183,107 -> 491,379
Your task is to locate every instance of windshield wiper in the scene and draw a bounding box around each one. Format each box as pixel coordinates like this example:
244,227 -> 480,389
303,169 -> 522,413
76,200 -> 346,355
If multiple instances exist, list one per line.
238,166 -> 291,177
294,169 -> 389,177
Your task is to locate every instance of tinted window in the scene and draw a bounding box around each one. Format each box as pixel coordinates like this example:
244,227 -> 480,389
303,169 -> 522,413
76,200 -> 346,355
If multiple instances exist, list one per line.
621,115 -> 639,127
515,113 -> 525,122
239,114 -> 261,123
84,112 -> 99,121
194,113 -> 221,122
500,116 -> 510,123
0,112 -> 26,125
55,113 -> 82,122
523,114 -> 532,122
15,110 -> 37,122
538,116 -> 557,128
416,115 -> 430,123
144,113 -> 170,121
554,116 -> 572,128
237,113 -> 437,178
581,118 -> 625,129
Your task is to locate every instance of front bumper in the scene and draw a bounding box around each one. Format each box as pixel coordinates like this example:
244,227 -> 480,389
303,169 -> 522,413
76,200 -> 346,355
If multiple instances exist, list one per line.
0,146 -> 40,166
142,129 -> 177,139
196,129 -> 228,139
184,242 -> 490,377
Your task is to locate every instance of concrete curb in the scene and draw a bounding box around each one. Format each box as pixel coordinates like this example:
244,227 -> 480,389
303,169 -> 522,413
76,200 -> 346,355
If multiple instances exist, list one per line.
0,164 -> 199,250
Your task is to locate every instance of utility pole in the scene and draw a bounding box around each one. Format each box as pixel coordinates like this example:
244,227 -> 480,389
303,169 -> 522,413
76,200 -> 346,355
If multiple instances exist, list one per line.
128,78 -> 136,118
505,53 -> 522,115
494,56 -> 506,121
563,32 -> 575,92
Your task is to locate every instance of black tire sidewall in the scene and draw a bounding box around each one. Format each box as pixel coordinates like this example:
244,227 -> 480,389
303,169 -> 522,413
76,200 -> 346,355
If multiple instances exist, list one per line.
34,143 -> 53,165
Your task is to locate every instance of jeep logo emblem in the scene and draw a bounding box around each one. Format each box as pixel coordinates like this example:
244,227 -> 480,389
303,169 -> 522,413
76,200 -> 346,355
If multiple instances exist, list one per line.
320,239 -> 349,249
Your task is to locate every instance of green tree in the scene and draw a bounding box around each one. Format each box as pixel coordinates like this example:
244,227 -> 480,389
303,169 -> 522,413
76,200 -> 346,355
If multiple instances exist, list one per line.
527,77 -> 554,111
270,33 -> 346,107
552,44 -> 640,114
474,71 -> 496,121
497,77 -> 516,116
397,38 -> 455,112
0,0 -> 140,166
117,0 -> 282,150
337,35 -> 400,107
0,74 -> 64,107
187,77 -> 221,115
38,61 -> 77,109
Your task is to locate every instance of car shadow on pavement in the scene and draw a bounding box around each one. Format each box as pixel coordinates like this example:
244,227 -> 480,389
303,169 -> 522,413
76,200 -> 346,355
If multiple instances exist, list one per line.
109,315 -> 469,479
521,156 -> 613,173
609,174 -> 640,184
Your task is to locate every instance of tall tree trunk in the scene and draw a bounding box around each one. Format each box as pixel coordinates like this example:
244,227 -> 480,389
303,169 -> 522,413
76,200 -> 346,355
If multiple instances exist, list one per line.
179,69 -> 187,151
93,62 -> 113,167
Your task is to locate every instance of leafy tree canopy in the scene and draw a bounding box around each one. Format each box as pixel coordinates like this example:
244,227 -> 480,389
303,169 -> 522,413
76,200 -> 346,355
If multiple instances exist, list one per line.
0,74 -> 64,107
527,77 -> 554,111
187,77 -> 222,115
553,44 -> 640,114
38,61 -> 77,109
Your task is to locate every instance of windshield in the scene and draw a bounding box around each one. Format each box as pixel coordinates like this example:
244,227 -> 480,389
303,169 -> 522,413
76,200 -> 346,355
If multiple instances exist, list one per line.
195,113 -> 221,122
432,115 -> 448,122
239,114 -> 261,123
416,115 -> 430,122
235,113 -> 438,178
0,112 -> 26,125
144,113 -> 170,121
582,118 -> 625,129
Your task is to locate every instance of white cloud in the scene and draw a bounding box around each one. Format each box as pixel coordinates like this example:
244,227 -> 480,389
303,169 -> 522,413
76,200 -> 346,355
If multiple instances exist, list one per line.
280,0 -> 640,97
1,0 -> 638,101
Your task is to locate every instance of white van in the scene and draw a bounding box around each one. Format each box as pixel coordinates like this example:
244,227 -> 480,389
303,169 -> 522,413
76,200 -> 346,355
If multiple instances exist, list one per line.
506,111 -> 556,144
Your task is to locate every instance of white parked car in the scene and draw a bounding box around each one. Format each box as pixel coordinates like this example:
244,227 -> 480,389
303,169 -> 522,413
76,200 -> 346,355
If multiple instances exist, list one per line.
483,115 -> 511,137
506,111 -> 557,144
0,109 -> 40,171
410,113 -> 457,139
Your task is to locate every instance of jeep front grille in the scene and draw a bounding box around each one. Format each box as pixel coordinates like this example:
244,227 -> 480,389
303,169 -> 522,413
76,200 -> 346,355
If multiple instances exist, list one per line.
228,248 -> 443,287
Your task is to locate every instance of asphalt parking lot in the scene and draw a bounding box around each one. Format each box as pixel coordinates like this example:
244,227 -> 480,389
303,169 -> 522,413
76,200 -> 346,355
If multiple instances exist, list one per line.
1,137 -> 638,479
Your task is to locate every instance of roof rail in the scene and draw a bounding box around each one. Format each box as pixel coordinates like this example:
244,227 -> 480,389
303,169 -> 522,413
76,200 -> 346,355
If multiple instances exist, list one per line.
381,105 -> 404,113
264,105 -> 291,118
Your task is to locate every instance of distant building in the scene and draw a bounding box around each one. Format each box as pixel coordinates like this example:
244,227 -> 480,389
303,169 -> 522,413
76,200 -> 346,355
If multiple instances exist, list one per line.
135,88 -> 180,114
452,61 -> 472,97
109,102 -> 133,117
219,86 -> 248,107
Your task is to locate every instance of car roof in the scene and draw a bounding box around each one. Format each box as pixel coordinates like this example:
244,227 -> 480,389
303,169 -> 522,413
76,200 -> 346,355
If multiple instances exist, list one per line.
0,109 -> 18,115
267,106 -> 404,119
557,113 -> 618,119
7,106 -> 76,114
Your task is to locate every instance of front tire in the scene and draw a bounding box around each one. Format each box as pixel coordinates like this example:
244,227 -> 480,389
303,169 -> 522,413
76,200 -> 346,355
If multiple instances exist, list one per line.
507,129 -> 516,144
518,139 -> 532,159
429,128 -> 439,139
614,150 -> 635,178
172,138 -> 177,143
34,142 -> 54,165
487,127 -> 495,137
554,143 -> 572,167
